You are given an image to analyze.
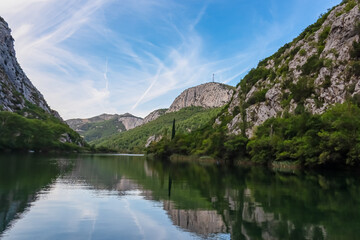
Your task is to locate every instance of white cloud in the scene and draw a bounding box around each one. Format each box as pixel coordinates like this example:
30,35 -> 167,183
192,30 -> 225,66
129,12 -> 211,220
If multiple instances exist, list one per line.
0,0 -> 308,119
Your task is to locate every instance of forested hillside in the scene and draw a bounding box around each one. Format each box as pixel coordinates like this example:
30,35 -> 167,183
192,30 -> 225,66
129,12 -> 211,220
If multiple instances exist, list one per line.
148,0 -> 360,168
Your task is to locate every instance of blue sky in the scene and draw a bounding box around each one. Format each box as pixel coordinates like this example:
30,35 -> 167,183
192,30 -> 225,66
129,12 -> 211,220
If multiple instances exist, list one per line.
0,0 -> 341,119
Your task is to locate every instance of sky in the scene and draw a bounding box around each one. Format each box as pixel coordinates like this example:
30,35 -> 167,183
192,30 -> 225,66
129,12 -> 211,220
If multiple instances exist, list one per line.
0,0 -> 341,119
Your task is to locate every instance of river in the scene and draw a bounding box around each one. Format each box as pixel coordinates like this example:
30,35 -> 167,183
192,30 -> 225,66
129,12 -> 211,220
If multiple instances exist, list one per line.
0,153 -> 359,239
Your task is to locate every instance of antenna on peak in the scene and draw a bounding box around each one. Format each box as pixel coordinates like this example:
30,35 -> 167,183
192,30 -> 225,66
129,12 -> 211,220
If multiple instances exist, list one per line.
212,73 -> 215,83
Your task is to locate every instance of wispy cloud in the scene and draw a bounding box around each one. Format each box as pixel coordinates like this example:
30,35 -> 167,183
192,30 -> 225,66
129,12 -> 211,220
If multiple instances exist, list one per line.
0,0 -> 339,119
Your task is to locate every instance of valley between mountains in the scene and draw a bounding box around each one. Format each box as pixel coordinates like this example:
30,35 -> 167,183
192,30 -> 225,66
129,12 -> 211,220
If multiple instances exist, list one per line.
2,0 -> 360,168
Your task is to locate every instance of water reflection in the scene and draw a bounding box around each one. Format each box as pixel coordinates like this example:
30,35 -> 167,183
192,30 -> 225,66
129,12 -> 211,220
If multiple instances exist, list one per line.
0,154 -> 69,234
0,154 -> 360,239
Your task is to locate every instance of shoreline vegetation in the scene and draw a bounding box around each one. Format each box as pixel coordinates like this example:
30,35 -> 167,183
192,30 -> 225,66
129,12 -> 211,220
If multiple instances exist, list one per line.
3,0 -> 360,172
147,102 -> 360,170
0,104 -> 116,154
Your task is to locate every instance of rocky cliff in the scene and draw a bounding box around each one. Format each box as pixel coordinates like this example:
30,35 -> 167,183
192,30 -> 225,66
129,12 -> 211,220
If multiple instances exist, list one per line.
167,82 -> 234,113
0,17 -> 60,119
142,108 -> 167,124
0,17 -> 86,149
224,1 -> 360,137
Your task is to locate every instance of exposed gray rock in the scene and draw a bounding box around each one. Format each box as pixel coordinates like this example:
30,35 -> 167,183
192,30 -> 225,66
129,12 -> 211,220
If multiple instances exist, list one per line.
167,82 -> 234,113
142,108 -> 167,124
118,114 -> 143,130
227,113 -> 242,135
225,2 -> 360,137
0,17 -> 60,119
145,134 -> 162,148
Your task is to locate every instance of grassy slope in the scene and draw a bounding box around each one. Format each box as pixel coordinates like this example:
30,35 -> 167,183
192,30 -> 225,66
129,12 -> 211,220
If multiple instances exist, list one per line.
79,117 -> 126,143
94,107 -> 222,153
0,102 -> 84,151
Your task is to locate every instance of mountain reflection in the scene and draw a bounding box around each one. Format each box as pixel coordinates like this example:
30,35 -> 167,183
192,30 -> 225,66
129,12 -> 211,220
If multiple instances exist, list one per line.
1,154 -> 360,239
164,200 -> 227,236
0,154 -> 71,235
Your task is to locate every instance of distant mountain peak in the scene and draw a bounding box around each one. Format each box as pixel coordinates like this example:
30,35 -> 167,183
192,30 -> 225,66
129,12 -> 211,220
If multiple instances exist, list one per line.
167,82 -> 235,113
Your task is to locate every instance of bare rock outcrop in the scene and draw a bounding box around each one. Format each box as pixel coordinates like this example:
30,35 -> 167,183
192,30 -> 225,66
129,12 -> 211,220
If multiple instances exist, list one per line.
117,113 -> 143,130
167,82 -> 234,113
224,2 -> 360,137
0,17 -> 60,119
142,109 -> 167,125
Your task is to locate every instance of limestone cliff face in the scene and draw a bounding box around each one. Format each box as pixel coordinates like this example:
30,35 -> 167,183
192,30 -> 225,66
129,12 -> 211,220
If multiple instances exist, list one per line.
167,82 -> 234,113
224,2 -> 360,137
117,113 -> 143,130
142,109 -> 167,125
0,17 -> 60,119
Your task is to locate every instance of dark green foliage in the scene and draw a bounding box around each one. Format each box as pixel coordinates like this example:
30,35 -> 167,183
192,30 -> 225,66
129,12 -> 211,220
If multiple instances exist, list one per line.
317,26 -> 331,54
81,118 -> 126,142
318,27 -> 329,43
0,111 -> 83,152
299,49 -> 307,56
355,21 -> 360,35
321,75 -> 332,88
94,107 -> 222,153
232,106 -> 240,116
290,77 -> 314,103
148,123 -> 248,162
276,63 -> 289,77
337,0 -> 358,16
351,61 -> 360,76
351,93 -> 360,105
171,119 -> 176,140
149,102 -> 360,168
301,55 -> 324,75
350,41 -> 360,59
149,1 -> 360,168
289,46 -> 301,60
344,0 -> 357,12
248,102 -> 360,167
238,67 -> 271,94
247,88 -> 268,105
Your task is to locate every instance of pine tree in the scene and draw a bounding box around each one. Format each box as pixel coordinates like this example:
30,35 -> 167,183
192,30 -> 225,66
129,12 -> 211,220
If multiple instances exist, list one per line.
171,118 -> 176,140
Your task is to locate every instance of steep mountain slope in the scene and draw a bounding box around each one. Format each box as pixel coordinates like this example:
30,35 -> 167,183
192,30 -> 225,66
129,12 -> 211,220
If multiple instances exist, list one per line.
66,113 -> 143,142
0,17 -> 60,119
224,0 -> 360,137
148,0 -> 360,167
0,16 -> 84,151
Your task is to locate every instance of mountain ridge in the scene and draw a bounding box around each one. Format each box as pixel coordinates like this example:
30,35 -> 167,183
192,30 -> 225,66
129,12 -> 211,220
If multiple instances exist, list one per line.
147,0 -> 360,167
167,82 -> 235,113
0,16 -> 84,151
0,17 -> 61,120
223,0 -> 360,137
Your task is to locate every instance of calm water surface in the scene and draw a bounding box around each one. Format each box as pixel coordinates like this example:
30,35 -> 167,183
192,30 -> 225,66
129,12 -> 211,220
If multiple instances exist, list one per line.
0,153 -> 360,240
